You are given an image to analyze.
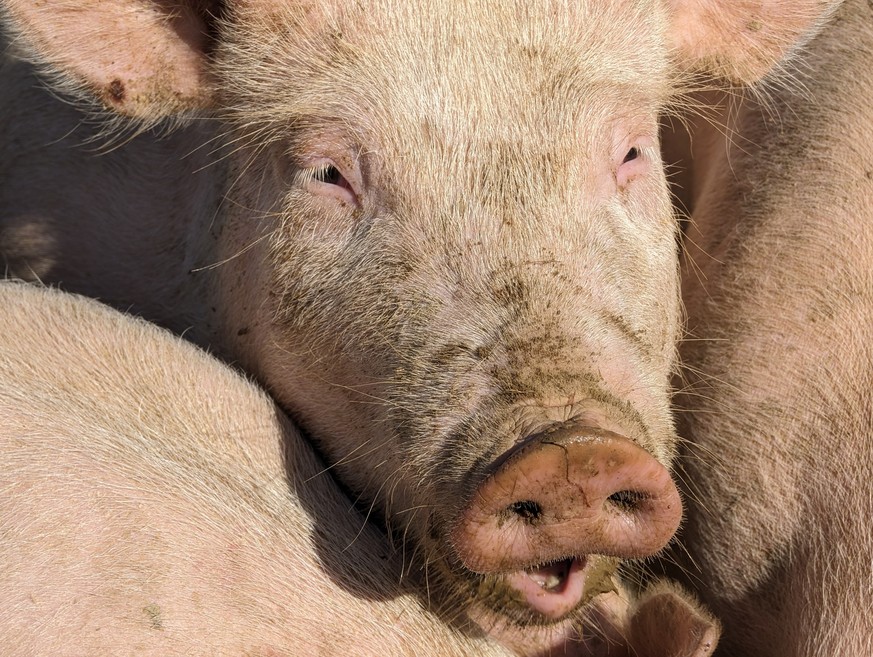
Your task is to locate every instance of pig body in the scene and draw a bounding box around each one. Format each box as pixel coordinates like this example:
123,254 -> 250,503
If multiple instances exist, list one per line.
0,281 -> 719,657
664,0 -> 873,653
0,281 -> 514,657
0,0 -> 836,648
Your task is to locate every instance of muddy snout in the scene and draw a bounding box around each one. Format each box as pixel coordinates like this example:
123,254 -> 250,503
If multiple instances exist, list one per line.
452,424 -> 682,574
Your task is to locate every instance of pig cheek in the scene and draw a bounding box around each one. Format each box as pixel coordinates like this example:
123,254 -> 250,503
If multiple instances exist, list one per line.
254,208 -> 414,469
213,177 -> 358,414
619,169 -> 682,356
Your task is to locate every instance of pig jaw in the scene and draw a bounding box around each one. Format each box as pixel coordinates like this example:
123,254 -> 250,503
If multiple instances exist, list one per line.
456,556 -> 621,654
228,272 -> 681,643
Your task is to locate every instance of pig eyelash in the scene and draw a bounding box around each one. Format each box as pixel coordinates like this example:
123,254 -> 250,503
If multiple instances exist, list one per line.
306,162 -> 359,206
313,164 -> 345,186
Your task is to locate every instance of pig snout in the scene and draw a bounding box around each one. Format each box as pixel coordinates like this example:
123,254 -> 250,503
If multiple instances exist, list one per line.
452,423 -> 682,576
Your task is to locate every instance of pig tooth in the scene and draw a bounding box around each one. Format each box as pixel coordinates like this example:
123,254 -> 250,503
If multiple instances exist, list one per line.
525,558 -> 573,592
531,571 -> 561,591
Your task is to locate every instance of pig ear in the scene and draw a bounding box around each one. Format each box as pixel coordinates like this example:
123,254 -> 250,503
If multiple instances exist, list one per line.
667,0 -> 840,82
627,581 -> 721,657
1,1 -> 219,120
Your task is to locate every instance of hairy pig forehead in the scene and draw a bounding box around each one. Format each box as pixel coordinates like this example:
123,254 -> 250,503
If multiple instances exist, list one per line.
343,2 -> 670,95
230,0 -> 672,126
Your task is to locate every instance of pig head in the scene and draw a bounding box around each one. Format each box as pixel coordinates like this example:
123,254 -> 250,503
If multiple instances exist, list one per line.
0,0 -> 838,650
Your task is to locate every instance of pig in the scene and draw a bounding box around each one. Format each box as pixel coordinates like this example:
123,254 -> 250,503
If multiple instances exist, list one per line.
660,0 -> 873,654
0,282 -> 517,657
0,280 -> 721,657
0,0 -> 837,649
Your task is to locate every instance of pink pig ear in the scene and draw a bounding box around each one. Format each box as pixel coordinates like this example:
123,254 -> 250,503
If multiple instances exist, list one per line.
1,1 -> 220,120
626,581 -> 721,657
667,0 -> 841,82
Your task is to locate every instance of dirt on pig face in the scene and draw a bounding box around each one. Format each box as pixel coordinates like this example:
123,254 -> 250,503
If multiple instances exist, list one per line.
204,0 -> 682,637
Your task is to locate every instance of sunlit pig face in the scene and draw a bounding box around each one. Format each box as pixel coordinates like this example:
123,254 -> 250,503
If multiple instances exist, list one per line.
211,0 -> 681,648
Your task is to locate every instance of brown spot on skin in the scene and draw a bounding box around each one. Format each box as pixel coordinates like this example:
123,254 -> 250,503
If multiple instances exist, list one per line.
237,326 -> 250,336
520,44 -> 544,60
582,557 -> 620,601
107,79 -> 126,103
746,19 -> 763,33
421,117 -> 436,143
492,275 -> 528,308
143,603 -> 163,630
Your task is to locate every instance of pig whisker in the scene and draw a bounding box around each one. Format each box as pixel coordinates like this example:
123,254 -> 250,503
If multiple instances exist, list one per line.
677,361 -> 742,395
392,503 -> 434,516
307,436 -> 390,478
205,128 -> 280,176
664,460 -> 713,517
83,119 -> 155,154
342,492 -> 386,554
672,378 -> 743,414
399,510 -> 444,586
188,232 -> 272,273
422,551 -> 433,613
397,516 -> 414,581
663,75 -> 723,122
206,182 -> 284,236
672,433 -> 732,470
680,227 -> 722,288
674,336 -> 731,344
397,510 -> 431,582
201,119 -> 282,159
211,125 -> 287,220
654,542 -> 707,587
391,508 -> 428,573
670,380 -> 728,406
61,88 -> 189,152
171,118 -> 230,160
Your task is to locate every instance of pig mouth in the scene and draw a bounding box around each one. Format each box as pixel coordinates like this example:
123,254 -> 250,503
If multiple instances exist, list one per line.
506,556 -> 588,620
458,553 -> 619,628
451,553 -> 623,654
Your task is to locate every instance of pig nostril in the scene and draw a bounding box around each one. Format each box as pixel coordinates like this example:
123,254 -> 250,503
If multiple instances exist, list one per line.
507,500 -> 543,522
607,489 -> 646,513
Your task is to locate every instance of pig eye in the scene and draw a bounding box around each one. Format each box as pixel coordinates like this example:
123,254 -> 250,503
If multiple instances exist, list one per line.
307,161 -> 359,206
616,142 -> 649,189
314,164 -> 344,186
